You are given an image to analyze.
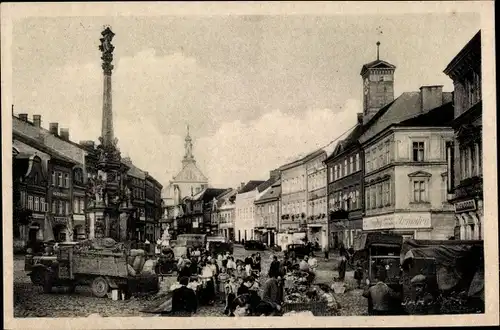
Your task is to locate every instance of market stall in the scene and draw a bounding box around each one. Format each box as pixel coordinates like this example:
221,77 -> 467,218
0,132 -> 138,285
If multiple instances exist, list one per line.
282,270 -> 339,316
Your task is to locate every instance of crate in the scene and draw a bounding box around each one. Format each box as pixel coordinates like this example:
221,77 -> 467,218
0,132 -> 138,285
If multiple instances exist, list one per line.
282,300 -> 328,316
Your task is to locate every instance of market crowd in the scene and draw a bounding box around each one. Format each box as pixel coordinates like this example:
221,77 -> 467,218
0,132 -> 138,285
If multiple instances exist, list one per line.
159,247 -> 322,317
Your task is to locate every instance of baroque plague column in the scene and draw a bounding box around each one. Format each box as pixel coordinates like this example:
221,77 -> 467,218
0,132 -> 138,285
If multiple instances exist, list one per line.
86,26 -> 133,241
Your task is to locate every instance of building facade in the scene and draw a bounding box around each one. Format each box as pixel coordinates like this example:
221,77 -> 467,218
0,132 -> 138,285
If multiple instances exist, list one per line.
280,157 -> 308,233
212,189 -> 237,240
325,121 -> 365,250
443,30 -> 483,240
254,179 -> 281,246
234,181 -> 265,243
305,150 -> 329,249
360,87 -> 456,240
122,157 -> 146,241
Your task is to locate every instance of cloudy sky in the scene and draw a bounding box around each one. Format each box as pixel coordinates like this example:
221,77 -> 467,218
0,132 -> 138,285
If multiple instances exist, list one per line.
12,12 -> 480,189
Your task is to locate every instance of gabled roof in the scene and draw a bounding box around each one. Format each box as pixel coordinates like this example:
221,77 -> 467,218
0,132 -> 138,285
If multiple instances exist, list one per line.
238,180 -> 266,194
360,59 -> 396,76
257,177 -> 278,193
172,162 -> 208,183
255,179 -> 281,204
13,131 -> 77,165
360,91 -> 453,145
327,123 -> 364,161
215,188 -> 237,208
191,187 -> 229,203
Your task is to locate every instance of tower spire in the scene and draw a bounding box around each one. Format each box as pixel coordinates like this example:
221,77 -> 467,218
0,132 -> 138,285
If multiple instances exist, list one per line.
376,41 -> 381,61
183,125 -> 195,166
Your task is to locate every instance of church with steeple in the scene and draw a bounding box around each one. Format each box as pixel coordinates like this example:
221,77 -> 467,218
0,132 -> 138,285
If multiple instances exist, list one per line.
164,126 -> 209,205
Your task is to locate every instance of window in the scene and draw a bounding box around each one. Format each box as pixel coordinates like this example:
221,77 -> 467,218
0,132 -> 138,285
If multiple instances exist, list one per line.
64,173 -> 69,188
366,188 -> 370,210
355,189 -> 360,209
334,165 -> 338,180
378,146 -> 384,168
74,198 -> 79,213
52,201 -> 56,213
413,180 -> 426,202
371,186 -> 376,209
385,141 -> 390,164
344,159 -> 348,176
349,156 -> 354,173
59,201 -> 64,215
377,184 -> 383,207
413,142 -> 425,161
355,153 -> 360,172
366,151 -> 371,172
27,196 -> 33,209
40,197 -> 45,211
383,182 -> 390,206
34,197 -> 39,211
51,171 -> 55,186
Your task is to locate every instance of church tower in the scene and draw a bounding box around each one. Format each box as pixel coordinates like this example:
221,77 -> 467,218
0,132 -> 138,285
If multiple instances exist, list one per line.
182,125 -> 195,167
360,41 -> 396,124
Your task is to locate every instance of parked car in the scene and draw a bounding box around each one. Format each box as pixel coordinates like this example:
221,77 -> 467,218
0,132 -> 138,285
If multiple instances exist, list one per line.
244,240 -> 266,251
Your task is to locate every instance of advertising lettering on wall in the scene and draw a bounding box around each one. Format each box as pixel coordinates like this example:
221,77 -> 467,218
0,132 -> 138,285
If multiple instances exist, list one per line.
363,213 -> 431,231
454,199 -> 476,213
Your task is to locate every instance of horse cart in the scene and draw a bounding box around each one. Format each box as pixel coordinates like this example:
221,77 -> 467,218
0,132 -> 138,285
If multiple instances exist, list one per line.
25,240 -> 159,298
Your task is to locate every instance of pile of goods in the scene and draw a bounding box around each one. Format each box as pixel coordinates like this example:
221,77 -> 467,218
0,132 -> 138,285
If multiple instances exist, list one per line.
282,270 -> 339,316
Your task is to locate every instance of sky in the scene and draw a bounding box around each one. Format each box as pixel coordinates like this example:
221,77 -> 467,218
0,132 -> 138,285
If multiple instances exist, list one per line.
11,13 -> 480,190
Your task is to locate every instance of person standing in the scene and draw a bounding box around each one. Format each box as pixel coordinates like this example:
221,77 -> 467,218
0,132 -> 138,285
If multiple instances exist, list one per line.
268,255 -> 281,279
223,274 -> 238,316
338,243 -> 349,281
257,272 -> 282,316
362,270 -> 399,315
171,276 -> 198,316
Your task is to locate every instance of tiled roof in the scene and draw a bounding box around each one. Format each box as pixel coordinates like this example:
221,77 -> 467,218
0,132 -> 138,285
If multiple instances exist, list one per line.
360,91 -> 453,144
255,180 -> 281,203
13,131 -> 77,164
397,101 -> 454,127
257,177 -> 278,193
238,180 -> 266,194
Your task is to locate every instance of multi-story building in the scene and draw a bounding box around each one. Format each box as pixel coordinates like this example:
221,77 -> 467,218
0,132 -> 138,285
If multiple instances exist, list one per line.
325,117 -> 365,250
305,149 -> 331,250
359,86 -> 455,240
279,156 -> 308,233
145,172 -> 163,242
211,188 -> 237,239
122,157 -> 146,241
443,30 -> 483,240
234,180 -> 266,243
254,179 -> 281,246
179,188 -> 229,235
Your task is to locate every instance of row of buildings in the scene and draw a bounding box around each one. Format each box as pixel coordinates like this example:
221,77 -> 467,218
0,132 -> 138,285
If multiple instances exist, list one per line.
12,113 -> 164,248
162,31 -> 482,251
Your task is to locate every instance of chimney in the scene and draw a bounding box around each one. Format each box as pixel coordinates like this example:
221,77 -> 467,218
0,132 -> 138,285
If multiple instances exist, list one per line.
49,123 -> 59,135
357,113 -> 363,124
240,182 -> 246,190
59,128 -> 70,141
33,115 -> 41,127
18,113 -> 28,121
420,85 -> 444,112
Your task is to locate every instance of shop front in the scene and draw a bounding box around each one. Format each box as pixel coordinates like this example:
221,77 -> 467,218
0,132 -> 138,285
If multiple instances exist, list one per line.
362,212 -> 433,240
453,198 -> 483,240
72,214 -> 87,240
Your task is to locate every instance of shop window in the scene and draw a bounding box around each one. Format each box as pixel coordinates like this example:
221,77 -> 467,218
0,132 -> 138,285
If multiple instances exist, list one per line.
412,142 -> 425,162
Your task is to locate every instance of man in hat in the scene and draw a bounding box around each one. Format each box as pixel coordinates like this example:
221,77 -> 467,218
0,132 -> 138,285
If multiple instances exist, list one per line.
362,269 -> 400,315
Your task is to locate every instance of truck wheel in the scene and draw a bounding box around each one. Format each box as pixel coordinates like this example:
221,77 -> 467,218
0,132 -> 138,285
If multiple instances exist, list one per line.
43,272 -> 53,294
30,270 -> 44,286
91,276 -> 109,298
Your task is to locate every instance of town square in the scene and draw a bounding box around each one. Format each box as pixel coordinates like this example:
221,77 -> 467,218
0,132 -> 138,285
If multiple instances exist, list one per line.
5,4 -> 493,323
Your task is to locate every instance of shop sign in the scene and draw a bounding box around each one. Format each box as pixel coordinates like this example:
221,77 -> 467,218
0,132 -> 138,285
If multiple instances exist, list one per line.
363,213 -> 431,231
52,191 -> 69,198
454,199 -> 476,213
73,214 -> 85,221
139,216 -> 146,221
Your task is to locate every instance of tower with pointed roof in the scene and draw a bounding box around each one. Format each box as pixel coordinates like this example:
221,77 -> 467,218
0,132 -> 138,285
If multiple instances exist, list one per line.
166,126 -> 209,203
360,41 -> 396,124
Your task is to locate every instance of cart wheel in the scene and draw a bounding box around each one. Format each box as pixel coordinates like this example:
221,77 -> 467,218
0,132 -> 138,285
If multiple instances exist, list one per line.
43,271 -> 53,294
91,276 -> 109,298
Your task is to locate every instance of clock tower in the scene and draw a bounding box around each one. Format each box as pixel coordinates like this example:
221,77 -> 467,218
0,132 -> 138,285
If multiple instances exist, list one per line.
361,41 -> 396,124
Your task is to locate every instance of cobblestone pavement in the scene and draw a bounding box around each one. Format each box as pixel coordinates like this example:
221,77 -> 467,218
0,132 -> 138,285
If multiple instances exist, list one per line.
13,247 -> 366,317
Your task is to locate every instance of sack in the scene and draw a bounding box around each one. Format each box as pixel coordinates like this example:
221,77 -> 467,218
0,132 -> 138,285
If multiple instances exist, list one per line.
127,264 -> 137,276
